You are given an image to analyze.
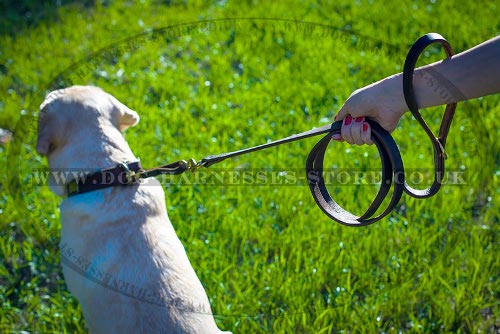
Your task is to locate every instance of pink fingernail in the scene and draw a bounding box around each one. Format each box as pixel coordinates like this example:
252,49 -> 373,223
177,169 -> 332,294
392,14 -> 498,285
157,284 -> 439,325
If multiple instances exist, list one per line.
345,115 -> 352,125
362,123 -> 368,132
331,134 -> 342,141
355,117 -> 363,123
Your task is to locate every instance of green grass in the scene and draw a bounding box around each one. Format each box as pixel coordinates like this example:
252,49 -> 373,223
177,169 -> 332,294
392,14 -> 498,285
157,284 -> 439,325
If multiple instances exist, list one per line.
1,0 -> 499,333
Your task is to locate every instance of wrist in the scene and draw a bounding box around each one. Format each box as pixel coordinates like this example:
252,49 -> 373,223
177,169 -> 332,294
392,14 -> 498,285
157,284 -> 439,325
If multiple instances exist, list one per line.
378,73 -> 408,118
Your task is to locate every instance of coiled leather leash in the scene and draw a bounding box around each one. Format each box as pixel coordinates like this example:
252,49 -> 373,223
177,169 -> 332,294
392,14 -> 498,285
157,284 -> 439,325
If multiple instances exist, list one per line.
305,33 -> 456,226
66,33 -> 456,226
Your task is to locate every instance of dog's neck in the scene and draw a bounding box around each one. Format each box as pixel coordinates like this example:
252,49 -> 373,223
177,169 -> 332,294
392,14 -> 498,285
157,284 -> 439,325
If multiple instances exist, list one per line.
47,124 -> 138,196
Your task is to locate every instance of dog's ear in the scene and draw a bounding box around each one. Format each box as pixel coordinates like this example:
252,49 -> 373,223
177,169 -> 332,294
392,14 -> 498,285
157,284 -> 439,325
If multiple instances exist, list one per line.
36,108 -> 53,156
36,134 -> 50,156
37,89 -> 67,156
110,96 -> 140,132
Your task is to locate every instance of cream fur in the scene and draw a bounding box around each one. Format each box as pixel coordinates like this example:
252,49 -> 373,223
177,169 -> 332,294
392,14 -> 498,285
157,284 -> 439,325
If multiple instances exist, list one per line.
37,86 -> 230,334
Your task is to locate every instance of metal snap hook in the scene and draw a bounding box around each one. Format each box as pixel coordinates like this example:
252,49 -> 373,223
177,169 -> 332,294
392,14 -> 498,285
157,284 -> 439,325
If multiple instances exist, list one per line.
178,158 -> 207,172
119,161 -> 142,184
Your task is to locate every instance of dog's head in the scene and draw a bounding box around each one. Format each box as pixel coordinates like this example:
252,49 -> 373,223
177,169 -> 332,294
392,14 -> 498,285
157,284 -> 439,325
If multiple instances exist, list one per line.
36,85 -> 139,158
36,86 -> 140,195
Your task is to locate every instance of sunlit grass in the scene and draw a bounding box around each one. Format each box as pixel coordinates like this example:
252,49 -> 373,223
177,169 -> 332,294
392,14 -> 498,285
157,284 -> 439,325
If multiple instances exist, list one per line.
1,1 -> 498,333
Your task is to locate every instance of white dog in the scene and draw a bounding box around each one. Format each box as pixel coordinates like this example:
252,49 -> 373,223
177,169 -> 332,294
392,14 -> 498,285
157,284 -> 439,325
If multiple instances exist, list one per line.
36,86 -> 230,334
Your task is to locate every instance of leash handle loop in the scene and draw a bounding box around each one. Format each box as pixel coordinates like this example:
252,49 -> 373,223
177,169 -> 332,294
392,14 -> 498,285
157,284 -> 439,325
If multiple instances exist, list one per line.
402,33 -> 457,198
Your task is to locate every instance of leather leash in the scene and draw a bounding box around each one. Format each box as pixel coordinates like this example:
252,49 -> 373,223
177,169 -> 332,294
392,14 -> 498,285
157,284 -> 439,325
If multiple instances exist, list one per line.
66,33 -> 456,227
306,33 -> 456,225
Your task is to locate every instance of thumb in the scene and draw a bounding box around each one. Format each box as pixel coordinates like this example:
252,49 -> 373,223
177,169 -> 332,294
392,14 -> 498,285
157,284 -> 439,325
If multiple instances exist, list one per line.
334,102 -> 350,122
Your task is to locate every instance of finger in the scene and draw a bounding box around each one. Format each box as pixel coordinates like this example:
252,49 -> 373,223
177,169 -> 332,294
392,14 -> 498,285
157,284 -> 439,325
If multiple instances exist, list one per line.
340,114 -> 354,144
361,121 -> 374,145
351,117 -> 365,146
334,102 -> 351,122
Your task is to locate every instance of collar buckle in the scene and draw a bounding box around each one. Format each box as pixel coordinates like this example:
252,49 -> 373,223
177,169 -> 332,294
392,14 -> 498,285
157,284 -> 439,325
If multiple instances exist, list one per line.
119,161 -> 143,184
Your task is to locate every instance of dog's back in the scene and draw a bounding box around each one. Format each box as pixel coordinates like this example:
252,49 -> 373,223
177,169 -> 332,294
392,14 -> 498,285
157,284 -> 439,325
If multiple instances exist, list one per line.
60,180 -> 224,333
38,86 -> 230,333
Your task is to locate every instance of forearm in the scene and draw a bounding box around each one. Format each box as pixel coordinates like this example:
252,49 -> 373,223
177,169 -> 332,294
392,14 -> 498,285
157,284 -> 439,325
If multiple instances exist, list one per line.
335,35 -> 499,144
407,35 -> 500,109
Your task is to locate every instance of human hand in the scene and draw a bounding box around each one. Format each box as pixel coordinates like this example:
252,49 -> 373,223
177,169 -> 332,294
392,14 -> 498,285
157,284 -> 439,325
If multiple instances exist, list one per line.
332,74 -> 408,145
